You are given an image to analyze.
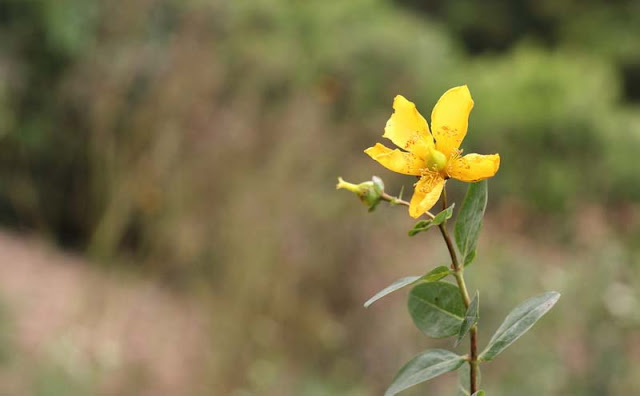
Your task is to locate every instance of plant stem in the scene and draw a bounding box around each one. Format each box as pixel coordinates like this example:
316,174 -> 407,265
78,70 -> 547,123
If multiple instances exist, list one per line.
384,185 -> 479,392
380,192 -> 435,219
439,186 -> 478,394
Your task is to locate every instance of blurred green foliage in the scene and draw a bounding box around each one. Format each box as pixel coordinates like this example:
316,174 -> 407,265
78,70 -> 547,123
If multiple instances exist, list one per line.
0,0 -> 639,395
1,0 -> 639,257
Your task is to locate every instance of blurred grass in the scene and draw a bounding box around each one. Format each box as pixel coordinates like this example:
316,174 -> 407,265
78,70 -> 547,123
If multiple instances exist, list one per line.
0,0 -> 639,394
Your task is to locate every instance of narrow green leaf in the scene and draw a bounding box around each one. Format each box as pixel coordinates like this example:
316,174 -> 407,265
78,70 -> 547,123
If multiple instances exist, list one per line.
408,227 -> 427,237
408,204 -> 454,237
364,267 -> 453,308
456,364 -> 481,396
432,203 -> 455,224
454,181 -> 487,266
409,219 -> 431,235
364,276 -> 421,308
385,349 -> 465,396
423,266 -> 451,282
408,282 -> 465,338
471,391 -> 485,396
479,291 -> 561,361
455,291 -> 479,347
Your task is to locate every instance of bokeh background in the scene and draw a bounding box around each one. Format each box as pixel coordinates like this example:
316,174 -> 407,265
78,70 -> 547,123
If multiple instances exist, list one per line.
1,0 -> 640,395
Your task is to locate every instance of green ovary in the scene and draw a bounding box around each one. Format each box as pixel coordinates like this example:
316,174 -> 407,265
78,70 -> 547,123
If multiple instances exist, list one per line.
425,147 -> 447,171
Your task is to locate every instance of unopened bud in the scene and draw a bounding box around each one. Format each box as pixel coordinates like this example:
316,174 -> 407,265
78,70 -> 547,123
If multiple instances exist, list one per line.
336,176 -> 385,212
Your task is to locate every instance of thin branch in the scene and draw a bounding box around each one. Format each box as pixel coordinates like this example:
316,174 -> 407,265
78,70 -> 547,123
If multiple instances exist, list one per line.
380,192 -> 436,219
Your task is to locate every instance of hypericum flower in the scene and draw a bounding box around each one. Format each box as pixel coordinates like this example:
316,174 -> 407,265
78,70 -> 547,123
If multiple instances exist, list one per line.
365,85 -> 500,218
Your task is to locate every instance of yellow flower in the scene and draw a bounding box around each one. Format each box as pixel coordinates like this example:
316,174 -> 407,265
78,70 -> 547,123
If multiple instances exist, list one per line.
365,86 -> 500,218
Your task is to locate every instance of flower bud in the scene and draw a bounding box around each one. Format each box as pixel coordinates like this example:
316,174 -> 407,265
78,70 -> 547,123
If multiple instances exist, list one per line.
336,176 -> 385,211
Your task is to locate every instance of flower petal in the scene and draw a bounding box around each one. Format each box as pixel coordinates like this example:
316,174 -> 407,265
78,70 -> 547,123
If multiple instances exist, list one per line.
431,85 -> 474,158
383,95 -> 434,157
409,175 -> 445,218
364,143 -> 426,176
448,153 -> 500,182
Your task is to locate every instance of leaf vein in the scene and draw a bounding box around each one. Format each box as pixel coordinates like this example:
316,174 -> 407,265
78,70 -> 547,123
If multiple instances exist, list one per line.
411,295 -> 464,320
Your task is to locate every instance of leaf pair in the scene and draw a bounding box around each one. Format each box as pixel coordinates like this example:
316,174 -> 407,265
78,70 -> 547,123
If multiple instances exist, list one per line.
387,291 -> 560,395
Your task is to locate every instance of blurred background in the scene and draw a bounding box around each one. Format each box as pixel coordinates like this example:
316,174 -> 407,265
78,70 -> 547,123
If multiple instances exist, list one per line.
0,0 -> 639,395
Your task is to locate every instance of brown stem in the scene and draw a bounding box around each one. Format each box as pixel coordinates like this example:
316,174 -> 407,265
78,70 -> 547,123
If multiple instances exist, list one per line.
469,329 -> 479,393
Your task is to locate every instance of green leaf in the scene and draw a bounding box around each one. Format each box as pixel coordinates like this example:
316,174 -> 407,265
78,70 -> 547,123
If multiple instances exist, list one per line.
455,291 -> 479,347
456,364 -> 481,396
479,291 -> 561,361
364,267 -> 453,308
424,266 -> 451,282
433,203 -> 455,224
471,391 -> 485,396
408,282 -> 465,338
408,204 -> 454,236
385,349 -> 465,396
454,181 -> 487,266
364,276 -> 422,308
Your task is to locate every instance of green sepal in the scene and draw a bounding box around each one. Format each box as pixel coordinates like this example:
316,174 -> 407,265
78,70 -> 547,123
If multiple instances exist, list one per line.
455,291 -> 479,347
367,176 -> 385,212
408,282 -> 465,338
408,204 -> 454,236
385,349 -> 466,396
479,291 -> 560,361
454,181 -> 487,266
